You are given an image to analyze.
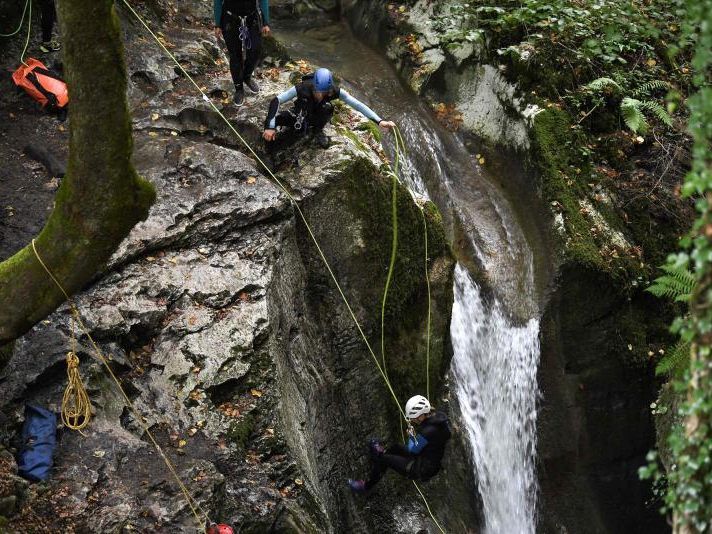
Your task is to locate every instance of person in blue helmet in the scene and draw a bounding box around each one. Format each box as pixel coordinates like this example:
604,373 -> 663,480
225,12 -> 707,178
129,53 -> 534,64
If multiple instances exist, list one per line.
214,0 -> 271,105
263,67 -> 396,148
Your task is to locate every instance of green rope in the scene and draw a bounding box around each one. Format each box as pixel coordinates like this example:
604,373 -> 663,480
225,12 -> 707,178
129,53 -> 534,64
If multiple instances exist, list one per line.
422,208 -> 431,400
119,4 -> 444,529
0,0 -> 29,37
19,0 -> 31,66
120,0 -> 406,420
380,142 -> 401,383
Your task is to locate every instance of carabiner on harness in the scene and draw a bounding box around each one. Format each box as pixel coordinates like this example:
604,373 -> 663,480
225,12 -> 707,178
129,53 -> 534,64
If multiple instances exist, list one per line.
293,109 -> 307,131
238,16 -> 251,50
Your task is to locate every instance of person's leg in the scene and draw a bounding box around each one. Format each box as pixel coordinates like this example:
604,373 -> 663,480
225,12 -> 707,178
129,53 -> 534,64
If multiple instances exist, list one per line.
310,104 -> 334,148
364,445 -> 412,490
37,0 -> 56,45
220,16 -> 246,98
243,20 -> 262,91
311,103 -> 334,131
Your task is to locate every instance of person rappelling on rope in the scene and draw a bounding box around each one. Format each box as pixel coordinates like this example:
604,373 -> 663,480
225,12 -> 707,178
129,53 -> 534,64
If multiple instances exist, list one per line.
347,395 -> 451,494
262,67 -> 396,149
214,0 -> 270,105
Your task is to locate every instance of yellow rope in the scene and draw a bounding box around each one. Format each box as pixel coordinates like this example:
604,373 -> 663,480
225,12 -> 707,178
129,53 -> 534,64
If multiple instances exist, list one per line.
41,3 -> 444,528
387,128 -> 444,533
120,0 -> 407,419
61,314 -> 92,431
0,0 -> 29,37
31,240 -> 210,528
19,0 -> 31,66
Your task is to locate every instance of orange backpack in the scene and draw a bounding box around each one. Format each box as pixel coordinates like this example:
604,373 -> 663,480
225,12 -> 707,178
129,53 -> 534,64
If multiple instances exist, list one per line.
12,58 -> 68,110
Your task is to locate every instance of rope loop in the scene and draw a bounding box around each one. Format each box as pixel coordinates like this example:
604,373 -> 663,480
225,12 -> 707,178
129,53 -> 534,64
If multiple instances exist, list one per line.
61,350 -> 92,431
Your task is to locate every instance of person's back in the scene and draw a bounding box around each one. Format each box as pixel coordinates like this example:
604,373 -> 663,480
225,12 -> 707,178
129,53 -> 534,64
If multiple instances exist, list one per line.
413,410 -> 451,479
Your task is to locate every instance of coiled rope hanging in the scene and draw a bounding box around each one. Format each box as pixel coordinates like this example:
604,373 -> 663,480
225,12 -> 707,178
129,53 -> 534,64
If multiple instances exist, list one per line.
60,313 -> 92,431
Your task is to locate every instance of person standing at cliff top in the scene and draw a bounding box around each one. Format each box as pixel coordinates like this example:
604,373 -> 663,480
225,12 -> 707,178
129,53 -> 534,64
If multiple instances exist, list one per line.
262,67 -> 396,149
37,0 -> 60,53
214,0 -> 270,106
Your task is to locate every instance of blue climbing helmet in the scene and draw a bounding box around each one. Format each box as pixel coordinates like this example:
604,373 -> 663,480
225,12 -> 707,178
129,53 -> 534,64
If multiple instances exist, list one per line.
313,68 -> 333,93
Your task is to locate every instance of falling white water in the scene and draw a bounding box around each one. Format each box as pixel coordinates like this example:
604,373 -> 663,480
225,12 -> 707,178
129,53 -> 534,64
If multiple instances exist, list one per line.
450,263 -> 541,534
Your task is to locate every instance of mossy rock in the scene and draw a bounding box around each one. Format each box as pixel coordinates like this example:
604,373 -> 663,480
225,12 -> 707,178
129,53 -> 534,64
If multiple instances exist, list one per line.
335,156 -> 452,401
0,341 -> 14,373
226,413 -> 256,449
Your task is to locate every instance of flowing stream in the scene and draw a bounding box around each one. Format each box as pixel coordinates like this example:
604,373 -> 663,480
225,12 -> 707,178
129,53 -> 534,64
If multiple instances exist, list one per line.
276,18 -> 543,532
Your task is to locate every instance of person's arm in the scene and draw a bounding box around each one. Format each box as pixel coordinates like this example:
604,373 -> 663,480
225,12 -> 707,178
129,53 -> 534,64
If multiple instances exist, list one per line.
407,433 -> 429,454
214,0 -> 223,27
260,0 -> 270,25
339,89 -> 383,124
264,86 -> 298,130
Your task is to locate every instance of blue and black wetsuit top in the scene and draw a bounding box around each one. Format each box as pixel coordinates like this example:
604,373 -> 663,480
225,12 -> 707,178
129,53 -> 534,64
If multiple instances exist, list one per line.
214,0 -> 269,25
264,74 -> 384,130
407,411 -> 451,478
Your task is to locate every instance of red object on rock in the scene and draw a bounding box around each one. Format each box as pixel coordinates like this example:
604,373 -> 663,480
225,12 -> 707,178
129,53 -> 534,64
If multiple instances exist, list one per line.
206,524 -> 234,534
12,58 -> 68,110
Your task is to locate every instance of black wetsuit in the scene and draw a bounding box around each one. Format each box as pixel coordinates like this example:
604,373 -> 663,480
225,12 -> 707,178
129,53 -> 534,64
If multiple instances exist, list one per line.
264,76 -> 340,135
36,0 -> 56,43
365,411 -> 451,490
264,76 -> 383,137
214,0 -> 269,89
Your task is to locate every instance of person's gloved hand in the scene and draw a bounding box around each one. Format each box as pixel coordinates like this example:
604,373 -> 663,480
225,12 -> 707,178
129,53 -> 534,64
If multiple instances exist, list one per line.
263,129 -> 277,141
379,120 -> 396,130
262,25 -> 271,36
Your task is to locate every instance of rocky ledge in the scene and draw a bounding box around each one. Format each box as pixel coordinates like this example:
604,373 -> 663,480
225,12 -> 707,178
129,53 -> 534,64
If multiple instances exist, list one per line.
0,2 -> 455,532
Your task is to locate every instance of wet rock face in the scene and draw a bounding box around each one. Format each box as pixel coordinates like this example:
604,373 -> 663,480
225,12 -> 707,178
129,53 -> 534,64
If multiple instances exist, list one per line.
0,1 -> 454,532
346,1 -> 666,533
346,0 -> 532,151
537,266 -> 667,534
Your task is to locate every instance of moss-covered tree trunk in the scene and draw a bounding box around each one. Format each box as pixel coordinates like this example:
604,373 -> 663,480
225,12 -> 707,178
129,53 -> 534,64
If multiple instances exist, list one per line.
0,0 -> 155,346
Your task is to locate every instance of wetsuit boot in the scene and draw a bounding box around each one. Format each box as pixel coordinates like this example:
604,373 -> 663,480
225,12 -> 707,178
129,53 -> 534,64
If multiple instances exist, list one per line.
234,85 -> 245,106
348,479 -> 367,494
313,129 -> 329,148
244,77 -> 260,93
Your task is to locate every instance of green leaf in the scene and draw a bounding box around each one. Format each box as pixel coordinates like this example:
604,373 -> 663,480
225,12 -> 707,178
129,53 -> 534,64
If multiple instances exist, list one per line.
585,77 -> 622,92
621,97 -> 648,133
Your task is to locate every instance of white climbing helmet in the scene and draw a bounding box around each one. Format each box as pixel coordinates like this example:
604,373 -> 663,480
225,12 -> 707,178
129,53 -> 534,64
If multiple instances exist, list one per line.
405,395 -> 431,419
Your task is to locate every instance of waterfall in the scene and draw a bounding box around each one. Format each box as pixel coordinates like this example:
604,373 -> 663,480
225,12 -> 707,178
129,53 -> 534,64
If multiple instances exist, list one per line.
450,263 -> 541,534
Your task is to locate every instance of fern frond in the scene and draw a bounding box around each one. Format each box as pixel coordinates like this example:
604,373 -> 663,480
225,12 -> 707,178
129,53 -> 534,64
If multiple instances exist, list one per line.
655,339 -> 691,378
646,275 -> 693,300
661,263 -> 696,294
633,80 -> 670,97
621,97 -> 648,133
646,264 -> 696,301
586,77 -> 622,92
638,100 -> 674,126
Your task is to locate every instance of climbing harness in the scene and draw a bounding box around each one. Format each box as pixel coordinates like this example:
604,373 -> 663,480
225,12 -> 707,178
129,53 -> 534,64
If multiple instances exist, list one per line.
237,15 -> 251,64
293,109 -> 306,131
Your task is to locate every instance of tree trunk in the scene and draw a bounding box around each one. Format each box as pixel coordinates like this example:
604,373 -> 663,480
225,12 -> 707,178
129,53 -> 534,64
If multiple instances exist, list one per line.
0,0 -> 155,345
